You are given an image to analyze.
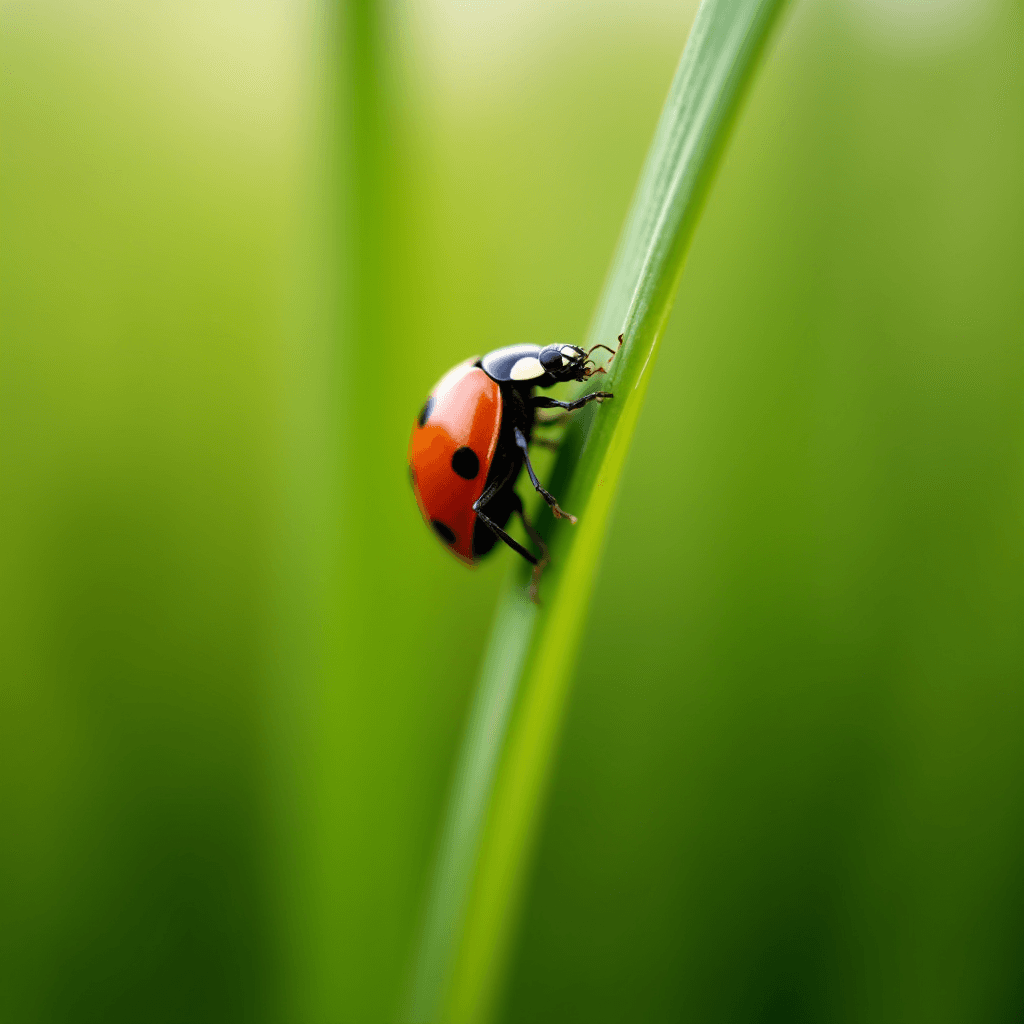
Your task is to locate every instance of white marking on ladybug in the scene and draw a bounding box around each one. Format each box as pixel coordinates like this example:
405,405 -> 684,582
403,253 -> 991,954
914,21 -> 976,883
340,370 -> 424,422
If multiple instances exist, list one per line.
510,356 -> 544,380
561,346 -> 577,359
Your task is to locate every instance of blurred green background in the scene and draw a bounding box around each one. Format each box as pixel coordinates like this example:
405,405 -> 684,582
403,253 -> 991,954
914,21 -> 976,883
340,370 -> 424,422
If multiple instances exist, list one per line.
2,0 -> 1021,1021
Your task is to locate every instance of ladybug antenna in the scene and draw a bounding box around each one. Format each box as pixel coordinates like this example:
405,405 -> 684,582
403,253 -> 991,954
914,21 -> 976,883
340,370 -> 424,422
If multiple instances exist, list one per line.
586,343 -> 618,359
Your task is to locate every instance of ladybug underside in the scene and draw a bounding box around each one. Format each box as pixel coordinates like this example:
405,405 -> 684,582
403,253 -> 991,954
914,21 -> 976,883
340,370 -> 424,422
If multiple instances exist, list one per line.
408,340 -> 616,578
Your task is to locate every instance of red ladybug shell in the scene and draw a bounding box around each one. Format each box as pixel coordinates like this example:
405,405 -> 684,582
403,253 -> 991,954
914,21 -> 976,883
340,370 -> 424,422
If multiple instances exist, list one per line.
408,360 -> 503,563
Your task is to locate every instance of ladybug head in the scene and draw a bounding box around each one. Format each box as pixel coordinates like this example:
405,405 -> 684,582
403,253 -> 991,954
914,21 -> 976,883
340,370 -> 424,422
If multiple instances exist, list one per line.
538,344 -> 592,383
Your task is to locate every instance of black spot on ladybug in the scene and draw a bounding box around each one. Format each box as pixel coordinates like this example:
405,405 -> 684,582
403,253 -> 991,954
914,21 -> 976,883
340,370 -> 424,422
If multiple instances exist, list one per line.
417,396 -> 435,428
431,520 -> 456,545
451,446 -> 479,480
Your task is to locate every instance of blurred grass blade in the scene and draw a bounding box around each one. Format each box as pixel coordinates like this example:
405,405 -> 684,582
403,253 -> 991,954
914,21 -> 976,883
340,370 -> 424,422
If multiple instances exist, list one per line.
407,0 -> 788,1019
405,578 -> 536,1020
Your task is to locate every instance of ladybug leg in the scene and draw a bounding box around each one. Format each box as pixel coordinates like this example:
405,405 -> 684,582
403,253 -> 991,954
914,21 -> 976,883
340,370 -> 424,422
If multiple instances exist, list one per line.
513,427 -> 577,524
474,507 -> 538,566
512,492 -> 549,604
532,391 -> 613,413
473,477 -> 538,566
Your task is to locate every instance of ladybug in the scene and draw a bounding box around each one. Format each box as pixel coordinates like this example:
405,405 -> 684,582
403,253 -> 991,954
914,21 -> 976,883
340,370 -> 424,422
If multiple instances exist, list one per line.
408,339 -> 619,577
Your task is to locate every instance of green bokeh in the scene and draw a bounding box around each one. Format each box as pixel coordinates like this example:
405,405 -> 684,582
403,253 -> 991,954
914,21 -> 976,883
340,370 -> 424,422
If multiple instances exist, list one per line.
1,1 -> 1021,1022
511,5 -> 1024,1021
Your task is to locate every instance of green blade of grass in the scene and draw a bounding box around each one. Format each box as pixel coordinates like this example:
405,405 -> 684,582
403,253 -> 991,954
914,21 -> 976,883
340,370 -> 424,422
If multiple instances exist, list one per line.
405,1 -> 788,1019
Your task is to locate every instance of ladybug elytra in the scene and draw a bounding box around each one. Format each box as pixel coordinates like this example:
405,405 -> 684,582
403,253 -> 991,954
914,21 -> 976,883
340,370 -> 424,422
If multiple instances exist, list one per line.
408,339 -> 619,586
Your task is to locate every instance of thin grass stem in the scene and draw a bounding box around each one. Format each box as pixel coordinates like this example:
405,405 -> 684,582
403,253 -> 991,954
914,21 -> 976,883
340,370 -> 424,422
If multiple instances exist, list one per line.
405,1 -> 790,1019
